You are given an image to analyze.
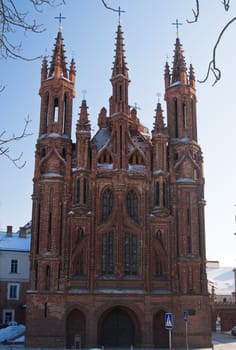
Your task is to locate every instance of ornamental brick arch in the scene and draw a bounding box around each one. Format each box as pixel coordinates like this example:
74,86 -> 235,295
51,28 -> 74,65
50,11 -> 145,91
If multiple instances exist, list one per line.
98,305 -> 141,347
66,308 -> 86,349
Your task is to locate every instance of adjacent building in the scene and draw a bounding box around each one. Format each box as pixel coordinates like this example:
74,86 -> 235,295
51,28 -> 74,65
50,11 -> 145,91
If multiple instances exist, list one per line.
0,224 -> 31,325
25,23 -> 212,349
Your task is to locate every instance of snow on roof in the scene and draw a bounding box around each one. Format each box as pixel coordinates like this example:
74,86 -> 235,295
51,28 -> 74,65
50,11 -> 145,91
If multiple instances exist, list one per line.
0,231 -> 31,252
94,128 -> 112,151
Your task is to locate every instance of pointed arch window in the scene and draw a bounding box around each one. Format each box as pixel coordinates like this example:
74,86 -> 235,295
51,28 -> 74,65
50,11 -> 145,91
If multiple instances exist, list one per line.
76,178 -> 80,204
45,265 -> 50,290
76,227 -> 84,243
155,255 -> 163,276
154,180 -> 167,208
102,189 -> 114,222
63,93 -> 67,134
102,233 -> 114,274
127,190 -> 138,223
75,254 -> 84,276
155,182 -> 160,207
182,101 -> 187,129
45,93 -> 49,128
124,233 -> 137,275
174,97 -> 178,138
75,177 -> 89,205
53,97 -> 59,122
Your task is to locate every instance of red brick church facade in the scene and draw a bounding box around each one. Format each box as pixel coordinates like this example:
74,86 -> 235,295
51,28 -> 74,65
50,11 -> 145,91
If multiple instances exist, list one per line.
25,24 -> 212,349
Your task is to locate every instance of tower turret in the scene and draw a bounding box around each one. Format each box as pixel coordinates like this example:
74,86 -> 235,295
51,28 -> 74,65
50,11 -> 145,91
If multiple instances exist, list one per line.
75,99 -> 91,169
164,37 -> 197,142
39,30 -> 76,137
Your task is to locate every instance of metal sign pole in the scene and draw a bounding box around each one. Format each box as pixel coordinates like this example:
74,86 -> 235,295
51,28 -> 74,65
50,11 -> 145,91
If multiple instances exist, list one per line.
185,320 -> 189,350
184,310 -> 189,350
169,329 -> 172,350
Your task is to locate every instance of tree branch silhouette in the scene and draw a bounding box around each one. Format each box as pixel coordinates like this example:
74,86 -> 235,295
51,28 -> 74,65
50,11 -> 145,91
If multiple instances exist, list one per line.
0,116 -> 32,168
186,0 -> 235,85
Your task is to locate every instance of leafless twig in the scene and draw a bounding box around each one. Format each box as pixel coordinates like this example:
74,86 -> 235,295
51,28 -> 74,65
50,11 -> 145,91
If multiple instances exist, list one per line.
222,0 -> 230,11
0,116 -> 32,168
101,0 -> 125,13
186,0 -> 199,23
198,16 -> 236,85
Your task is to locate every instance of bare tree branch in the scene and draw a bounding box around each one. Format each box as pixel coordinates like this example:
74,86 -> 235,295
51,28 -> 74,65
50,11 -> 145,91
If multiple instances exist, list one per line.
186,0 -> 199,23
101,0 -> 125,13
0,0 -> 65,60
198,16 -> 236,85
222,0 -> 230,11
0,116 -> 32,168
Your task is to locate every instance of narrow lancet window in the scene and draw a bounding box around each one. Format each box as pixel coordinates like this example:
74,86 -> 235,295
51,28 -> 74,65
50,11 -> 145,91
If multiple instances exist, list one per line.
53,97 -> 59,122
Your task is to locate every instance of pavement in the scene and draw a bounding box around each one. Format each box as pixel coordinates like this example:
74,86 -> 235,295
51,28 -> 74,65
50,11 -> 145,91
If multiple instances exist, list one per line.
0,332 -> 235,350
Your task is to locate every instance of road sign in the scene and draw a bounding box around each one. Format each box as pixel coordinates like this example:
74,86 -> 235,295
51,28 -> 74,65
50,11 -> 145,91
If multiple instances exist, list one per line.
184,310 -> 188,322
165,312 -> 173,330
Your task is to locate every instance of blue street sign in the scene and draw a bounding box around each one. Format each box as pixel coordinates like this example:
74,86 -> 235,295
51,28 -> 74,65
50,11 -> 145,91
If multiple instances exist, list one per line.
184,310 -> 188,322
165,312 -> 173,330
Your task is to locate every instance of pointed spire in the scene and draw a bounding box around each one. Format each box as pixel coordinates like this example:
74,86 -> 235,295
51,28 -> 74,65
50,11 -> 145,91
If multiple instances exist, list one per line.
48,31 -> 68,79
189,63 -> 196,89
164,61 -> 170,90
153,102 -> 165,133
69,58 -> 76,84
41,56 -> 48,82
110,24 -> 130,115
112,25 -> 129,79
171,38 -> 187,84
76,99 -> 91,132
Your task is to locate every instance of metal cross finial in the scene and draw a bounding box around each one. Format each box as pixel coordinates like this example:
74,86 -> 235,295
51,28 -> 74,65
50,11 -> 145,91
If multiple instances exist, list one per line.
118,6 -> 125,24
172,19 -> 183,38
133,102 -> 141,110
55,13 -> 66,32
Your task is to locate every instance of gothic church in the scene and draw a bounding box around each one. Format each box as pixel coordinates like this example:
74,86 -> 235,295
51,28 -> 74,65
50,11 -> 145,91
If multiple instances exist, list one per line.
25,22 -> 212,349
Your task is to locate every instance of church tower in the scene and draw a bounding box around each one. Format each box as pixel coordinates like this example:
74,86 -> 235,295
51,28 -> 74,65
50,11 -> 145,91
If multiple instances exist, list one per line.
25,24 -> 211,349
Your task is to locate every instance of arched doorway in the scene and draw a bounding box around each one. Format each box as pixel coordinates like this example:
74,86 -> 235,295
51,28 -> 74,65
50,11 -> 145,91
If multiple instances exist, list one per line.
66,309 -> 85,349
153,310 -> 169,349
99,307 -> 136,347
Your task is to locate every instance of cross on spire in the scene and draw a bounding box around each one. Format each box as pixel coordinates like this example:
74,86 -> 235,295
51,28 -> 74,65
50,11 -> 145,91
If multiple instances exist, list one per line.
172,19 -> 183,38
55,13 -> 66,32
118,6 -> 125,25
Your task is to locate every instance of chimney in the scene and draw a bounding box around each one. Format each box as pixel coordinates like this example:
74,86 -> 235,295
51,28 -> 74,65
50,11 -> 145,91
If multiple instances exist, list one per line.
19,226 -> 27,238
6,225 -> 12,237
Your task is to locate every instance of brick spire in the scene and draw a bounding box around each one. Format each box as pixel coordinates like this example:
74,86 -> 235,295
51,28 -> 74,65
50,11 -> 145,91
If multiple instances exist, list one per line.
171,38 -> 187,84
110,25 -> 130,115
48,31 -> 68,79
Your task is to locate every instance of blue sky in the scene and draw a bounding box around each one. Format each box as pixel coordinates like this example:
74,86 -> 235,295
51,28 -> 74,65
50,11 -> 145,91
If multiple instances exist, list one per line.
0,0 -> 236,266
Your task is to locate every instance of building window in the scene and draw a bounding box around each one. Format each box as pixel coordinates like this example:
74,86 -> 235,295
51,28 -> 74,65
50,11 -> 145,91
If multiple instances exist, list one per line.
155,255 -> 163,276
76,178 -> 89,205
76,178 -> 80,204
155,181 -> 167,208
7,284 -> 19,300
155,182 -> 160,207
102,189 -> 114,222
75,254 -> 84,275
126,190 -> 138,223
53,97 -> 59,122
102,233 -> 114,274
3,310 -> 14,324
76,227 -> 84,243
124,233 -> 137,275
10,259 -> 18,273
